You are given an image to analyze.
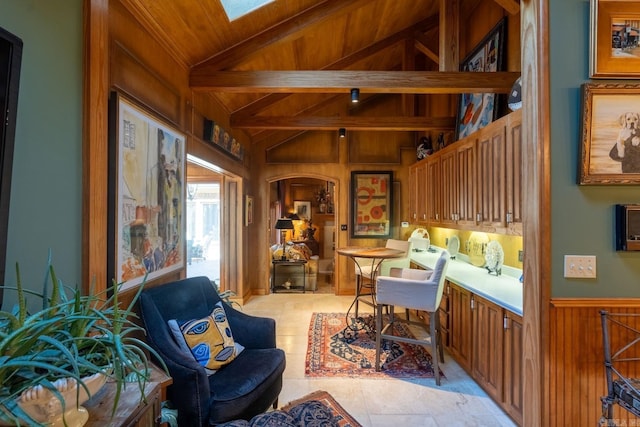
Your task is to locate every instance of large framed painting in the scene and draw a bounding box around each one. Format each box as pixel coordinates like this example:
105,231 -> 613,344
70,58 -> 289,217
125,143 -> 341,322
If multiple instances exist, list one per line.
579,83 -> 640,184
456,17 -> 507,140
590,0 -> 640,79
108,92 -> 186,291
350,171 -> 393,238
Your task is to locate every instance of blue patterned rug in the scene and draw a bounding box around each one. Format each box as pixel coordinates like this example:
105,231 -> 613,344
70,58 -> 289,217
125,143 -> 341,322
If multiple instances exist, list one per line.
305,312 -> 439,378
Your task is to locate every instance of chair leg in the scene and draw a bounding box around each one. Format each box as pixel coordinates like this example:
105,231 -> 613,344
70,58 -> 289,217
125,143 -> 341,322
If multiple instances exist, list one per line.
355,274 -> 360,318
435,310 -> 444,363
375,303 -> 383,371
430,311 -> 441,386
272,398 -> 278,409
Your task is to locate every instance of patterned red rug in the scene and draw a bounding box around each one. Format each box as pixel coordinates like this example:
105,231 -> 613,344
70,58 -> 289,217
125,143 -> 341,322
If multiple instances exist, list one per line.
305,312 -> 441,379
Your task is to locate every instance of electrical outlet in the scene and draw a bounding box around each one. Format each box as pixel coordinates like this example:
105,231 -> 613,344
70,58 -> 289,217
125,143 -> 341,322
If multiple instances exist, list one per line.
340,224 -> 347,231
563,255 -> 597,278
401,221 -> 409,228
518,250 -> 524,262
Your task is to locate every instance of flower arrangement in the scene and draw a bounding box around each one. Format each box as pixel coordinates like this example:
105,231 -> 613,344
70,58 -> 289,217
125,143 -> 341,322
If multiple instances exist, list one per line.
0,253 -> 166,425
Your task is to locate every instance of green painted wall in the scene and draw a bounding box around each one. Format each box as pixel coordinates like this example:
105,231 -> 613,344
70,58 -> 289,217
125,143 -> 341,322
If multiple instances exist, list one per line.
0,0 -> 83,309
550,0 -> 640,297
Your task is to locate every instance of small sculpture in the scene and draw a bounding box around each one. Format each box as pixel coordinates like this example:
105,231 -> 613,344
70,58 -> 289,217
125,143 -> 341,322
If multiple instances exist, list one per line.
305,220 -> 317,241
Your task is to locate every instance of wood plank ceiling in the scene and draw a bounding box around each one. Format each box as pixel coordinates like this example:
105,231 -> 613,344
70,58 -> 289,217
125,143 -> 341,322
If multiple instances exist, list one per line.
120,0 -> 519,145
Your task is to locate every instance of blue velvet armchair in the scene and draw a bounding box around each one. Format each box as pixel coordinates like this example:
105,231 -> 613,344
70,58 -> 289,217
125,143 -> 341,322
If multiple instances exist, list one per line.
139,276 -> 286,426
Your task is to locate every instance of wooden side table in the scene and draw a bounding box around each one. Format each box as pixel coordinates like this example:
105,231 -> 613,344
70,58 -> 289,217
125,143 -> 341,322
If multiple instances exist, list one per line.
85,363 -> 172,427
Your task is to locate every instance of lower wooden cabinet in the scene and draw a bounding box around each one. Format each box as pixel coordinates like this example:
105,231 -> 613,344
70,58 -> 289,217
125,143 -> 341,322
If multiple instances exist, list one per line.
445,282 -> 523,425
472,295 -> 504,403
503,310 -> 524,426
449,282 -> 473,373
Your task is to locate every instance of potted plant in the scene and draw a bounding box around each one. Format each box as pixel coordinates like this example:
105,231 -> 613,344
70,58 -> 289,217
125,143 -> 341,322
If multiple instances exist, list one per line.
0,254 -> 167,426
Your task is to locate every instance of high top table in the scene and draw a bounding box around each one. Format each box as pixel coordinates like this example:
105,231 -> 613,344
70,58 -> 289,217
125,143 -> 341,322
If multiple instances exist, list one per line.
336,246 -> 405,330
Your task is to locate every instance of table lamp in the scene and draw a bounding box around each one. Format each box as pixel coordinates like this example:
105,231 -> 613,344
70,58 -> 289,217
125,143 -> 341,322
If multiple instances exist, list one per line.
275,218 -> 294,260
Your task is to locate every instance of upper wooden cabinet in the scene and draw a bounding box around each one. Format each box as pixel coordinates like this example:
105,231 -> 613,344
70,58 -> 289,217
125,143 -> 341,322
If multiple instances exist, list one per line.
409,110 -> 522,235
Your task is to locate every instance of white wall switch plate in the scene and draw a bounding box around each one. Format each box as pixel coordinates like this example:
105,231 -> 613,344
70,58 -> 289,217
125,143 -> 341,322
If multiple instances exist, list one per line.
563,255 -> 597,279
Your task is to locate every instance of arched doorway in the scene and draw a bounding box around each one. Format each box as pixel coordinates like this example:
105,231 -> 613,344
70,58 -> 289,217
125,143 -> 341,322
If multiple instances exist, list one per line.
269,176 -> 337,293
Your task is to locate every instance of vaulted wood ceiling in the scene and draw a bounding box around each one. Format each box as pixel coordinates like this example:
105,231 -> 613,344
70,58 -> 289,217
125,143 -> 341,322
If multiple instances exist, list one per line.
121,0 -> 520,145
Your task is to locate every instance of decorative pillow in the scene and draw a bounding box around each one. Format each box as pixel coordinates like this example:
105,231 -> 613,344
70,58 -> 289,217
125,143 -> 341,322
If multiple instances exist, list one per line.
168,301 -> 242,372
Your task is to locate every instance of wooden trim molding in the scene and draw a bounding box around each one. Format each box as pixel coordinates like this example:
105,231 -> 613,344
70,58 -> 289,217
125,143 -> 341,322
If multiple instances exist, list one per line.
551,297 -> 640,308
83,0 -> 110,294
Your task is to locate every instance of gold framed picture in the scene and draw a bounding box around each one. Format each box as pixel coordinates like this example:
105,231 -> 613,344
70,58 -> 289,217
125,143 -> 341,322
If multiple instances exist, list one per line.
590,0 -> 640,79
580,83 -> 640,184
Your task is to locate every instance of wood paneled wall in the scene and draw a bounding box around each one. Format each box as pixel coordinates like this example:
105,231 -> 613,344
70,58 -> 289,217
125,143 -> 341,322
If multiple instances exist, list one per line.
549,300 -> 640,426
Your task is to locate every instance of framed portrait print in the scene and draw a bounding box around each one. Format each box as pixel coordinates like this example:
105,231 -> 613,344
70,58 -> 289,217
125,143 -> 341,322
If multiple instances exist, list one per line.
579,83 -> 640,184
293,201 -> 311,221
350,171 -> 393,238
590,0 -> 640,79
108,92 -> 186,291
456,17 -> 506,140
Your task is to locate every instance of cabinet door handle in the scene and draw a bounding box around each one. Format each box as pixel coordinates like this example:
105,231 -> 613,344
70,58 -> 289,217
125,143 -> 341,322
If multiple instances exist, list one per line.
504,315 -> 509,329
506,212 -> 513,223
476,212 -> 482,222
470,297 -> 474,310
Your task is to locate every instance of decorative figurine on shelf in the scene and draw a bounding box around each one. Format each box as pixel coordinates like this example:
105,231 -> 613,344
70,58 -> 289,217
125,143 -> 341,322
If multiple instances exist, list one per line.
416,135 -> 433,160
305,220 -> 317,241
437,132 -> 446,150
315,187 -> 329,214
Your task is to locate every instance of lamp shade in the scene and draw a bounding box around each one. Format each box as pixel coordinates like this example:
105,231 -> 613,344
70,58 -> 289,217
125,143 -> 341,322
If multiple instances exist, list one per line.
275,218 -> 294,230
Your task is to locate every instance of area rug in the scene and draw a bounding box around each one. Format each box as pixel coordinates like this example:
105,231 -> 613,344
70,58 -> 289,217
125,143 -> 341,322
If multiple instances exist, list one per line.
281,390 -> 362,427
305,312 -> 441,379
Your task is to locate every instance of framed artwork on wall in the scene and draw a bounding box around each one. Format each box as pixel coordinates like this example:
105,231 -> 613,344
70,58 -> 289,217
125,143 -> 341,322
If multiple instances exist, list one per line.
455,17 -> 507,140
350,171 -> 392,238
108,92 -> 186,291
590,0 -> 640,79
293,201 -> 311,221
579,83 -> 640,185
245,195 -> 253,226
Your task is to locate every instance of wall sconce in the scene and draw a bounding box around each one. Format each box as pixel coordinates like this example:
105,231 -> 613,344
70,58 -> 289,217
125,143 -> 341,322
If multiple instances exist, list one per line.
339,128 -> 346,138
350,88 -> 359,103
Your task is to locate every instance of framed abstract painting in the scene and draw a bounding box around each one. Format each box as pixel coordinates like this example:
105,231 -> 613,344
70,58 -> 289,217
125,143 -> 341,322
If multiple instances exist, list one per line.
350,171 -> 393,238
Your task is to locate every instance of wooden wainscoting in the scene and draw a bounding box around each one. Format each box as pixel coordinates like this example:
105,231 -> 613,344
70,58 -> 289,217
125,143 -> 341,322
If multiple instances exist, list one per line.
549,299 -> 640,427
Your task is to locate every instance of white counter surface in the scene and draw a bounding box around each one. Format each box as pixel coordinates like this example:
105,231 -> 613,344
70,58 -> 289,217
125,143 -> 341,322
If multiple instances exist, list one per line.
410,247 -> 523,316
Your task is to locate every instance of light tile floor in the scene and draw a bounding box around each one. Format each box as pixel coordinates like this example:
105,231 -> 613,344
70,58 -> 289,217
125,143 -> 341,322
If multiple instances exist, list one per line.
241,291 -> 517,427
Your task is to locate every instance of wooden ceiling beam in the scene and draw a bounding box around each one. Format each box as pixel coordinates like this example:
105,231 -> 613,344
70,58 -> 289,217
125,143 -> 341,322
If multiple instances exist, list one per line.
439,0 -> 459,71
191,70 -> 520,94
231,115 -> 455,131
414,31 -> 439,64
230,15 -> 440,119
192,0 -> 371,72
494,0 -> 520,15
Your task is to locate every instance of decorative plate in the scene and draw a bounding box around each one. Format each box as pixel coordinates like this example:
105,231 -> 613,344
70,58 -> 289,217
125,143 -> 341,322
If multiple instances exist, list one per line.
485,240 -> 504,273
447,235 -> 460,258
468,232 -> 489,267
410,228 -> 429,240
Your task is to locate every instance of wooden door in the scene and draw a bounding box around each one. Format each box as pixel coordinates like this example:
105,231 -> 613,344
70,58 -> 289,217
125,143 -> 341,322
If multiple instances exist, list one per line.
472,295 -> 504,403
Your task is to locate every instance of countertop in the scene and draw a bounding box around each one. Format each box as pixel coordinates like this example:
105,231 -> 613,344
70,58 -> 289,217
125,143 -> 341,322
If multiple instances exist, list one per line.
410,247 -> 523,316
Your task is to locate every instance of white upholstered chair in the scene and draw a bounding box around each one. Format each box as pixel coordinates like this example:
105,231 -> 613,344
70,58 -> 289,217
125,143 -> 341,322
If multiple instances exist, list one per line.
374,250 -> 450,385
352,238 -> 411,318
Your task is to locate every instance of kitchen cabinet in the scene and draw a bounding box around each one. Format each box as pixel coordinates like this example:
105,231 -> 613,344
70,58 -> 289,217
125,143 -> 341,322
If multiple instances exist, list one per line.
505,110 -> 523,234
504,310 -> 524,425
407,110 -> 522,235
440,150 -> 457,226
472,295 -> 504,403
448,282 -> 473,373
456,139 -> 478,226
425,156 -> 441,224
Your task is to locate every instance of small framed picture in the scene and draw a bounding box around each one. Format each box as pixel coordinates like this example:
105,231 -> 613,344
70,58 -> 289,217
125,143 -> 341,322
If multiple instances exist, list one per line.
245,195 -> 253,226
579,83 -> 640,184
293,201 -> 311,221
590,0 -> 640,79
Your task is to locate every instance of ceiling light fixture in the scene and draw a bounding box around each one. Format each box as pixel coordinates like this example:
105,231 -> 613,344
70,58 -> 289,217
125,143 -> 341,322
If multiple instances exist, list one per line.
350,88 -> 359,103
339,128 -> 346,138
